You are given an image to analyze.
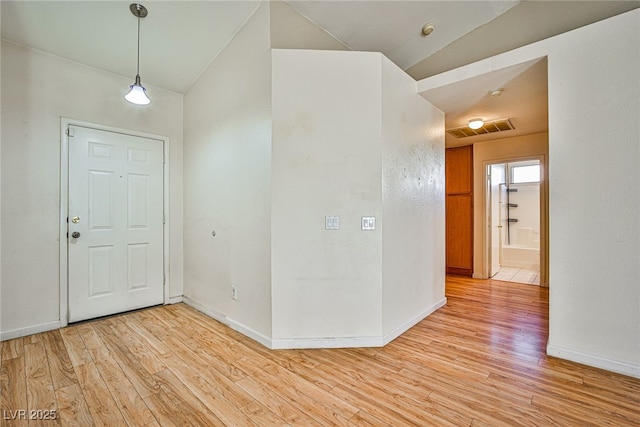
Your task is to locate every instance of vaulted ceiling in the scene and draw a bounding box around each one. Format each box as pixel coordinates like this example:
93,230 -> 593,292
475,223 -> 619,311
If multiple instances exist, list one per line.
2,1 -> 638,146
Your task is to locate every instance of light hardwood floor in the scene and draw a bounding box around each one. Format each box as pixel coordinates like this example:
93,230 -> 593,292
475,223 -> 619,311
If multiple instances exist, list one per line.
2,276 -> 639,426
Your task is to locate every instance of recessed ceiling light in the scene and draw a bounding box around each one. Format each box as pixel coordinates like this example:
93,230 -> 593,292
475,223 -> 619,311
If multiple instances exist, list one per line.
468,118 -> 484,130
489,88 -> 504,97
421,23 -> 435,37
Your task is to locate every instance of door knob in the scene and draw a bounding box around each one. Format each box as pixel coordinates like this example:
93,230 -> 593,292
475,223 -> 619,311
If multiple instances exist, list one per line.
71,231 -> 81,239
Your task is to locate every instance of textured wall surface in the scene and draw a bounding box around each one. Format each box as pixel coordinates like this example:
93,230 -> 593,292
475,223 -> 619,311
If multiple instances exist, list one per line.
381,56 -> 446,337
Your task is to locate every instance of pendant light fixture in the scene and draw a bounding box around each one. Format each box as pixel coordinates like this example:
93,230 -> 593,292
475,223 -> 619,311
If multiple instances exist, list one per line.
124,3 -> 150,105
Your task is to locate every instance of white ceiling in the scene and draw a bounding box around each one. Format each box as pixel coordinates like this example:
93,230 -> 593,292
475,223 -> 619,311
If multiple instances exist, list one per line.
285,0 -> 518,70
1,1 -> 262,94
423,57 -> 548,147
2,1 -> 638,146
1,0 -> 519,94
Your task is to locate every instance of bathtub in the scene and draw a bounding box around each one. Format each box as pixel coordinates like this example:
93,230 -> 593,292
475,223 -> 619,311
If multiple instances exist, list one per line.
501,244 -> 540,270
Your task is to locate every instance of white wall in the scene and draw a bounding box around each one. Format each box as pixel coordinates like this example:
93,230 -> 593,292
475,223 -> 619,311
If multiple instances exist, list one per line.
545,11 -> 639,376
0,40 -> 184,338
184,2 -> 437,348
184,3 -> 445,348
380,57 -> 446,338
271,49 -> 384,344
270,50 -> 445,347
182,3 -> 273,342
419,9 -> 640,378
180,0 -> 356,346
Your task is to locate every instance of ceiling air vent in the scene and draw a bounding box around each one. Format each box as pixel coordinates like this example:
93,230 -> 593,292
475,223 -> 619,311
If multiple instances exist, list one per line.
447,118 -> 515,138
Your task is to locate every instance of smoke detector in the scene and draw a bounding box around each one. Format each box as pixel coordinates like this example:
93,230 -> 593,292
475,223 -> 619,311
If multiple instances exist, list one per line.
421,23 -> 435,37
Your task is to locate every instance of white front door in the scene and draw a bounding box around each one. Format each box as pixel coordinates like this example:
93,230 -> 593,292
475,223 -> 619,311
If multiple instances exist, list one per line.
67,125 -> 164,323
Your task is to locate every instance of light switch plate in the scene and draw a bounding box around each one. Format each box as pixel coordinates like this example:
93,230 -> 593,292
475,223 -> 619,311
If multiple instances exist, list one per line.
325,216 -> 339,230
361,216 -> 376,230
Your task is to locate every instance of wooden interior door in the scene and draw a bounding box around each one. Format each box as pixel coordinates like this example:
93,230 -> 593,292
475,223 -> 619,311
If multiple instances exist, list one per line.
445,146 -> 473,276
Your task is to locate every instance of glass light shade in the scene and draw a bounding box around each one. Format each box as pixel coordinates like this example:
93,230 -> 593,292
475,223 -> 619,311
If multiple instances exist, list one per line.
125,83 -> 150,105
468,118 -> 484,130
124,75 -> 150,105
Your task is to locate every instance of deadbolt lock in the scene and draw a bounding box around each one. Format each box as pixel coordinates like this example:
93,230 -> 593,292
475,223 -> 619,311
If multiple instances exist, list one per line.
72,216 -> 80,224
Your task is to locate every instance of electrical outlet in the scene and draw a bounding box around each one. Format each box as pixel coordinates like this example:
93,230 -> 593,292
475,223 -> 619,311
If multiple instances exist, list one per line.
231,286 -> 238,301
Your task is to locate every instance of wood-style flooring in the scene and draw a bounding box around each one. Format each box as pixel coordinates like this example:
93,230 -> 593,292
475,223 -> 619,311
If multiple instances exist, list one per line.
2,276 -> 639,426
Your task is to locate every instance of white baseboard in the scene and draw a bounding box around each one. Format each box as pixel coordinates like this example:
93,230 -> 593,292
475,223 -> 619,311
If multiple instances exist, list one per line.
1,320 -> 62,341
382,297 -> 447,346
182,296 -> 272,349
272,297 -> 447,349
271,335 -> 384,349
1,297 -> 188,342
183,295 -> 447,350
547,344 -> 640,379
168,295 -> 184,304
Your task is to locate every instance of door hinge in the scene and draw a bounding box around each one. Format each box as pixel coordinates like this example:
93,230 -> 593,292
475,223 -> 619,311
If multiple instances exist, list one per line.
66,128 -> 75,137
163,213 -> 166,224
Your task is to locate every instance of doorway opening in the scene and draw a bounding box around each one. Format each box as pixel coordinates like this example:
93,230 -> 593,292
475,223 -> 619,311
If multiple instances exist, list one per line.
487,159 -> 542,285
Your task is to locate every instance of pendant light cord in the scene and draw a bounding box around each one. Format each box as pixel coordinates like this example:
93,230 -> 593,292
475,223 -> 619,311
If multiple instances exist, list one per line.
136,5 -> 141,76
125,3 -> 150,105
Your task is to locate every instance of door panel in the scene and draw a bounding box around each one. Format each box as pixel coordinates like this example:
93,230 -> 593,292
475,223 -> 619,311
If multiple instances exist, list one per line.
446,194 -> 473,274
445,147 -> 473,193
445,146 -> 473,276
128,174 -> 150,227
68,125 -> 164,323
88,245 -> 114,296
88,170 -> 115,229
128,243 -> 150,290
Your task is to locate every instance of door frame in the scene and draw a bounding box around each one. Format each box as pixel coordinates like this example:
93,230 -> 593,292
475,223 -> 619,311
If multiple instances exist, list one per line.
482,154 -> 548,287
486,162 -> 506,278
59,118 -> 171,327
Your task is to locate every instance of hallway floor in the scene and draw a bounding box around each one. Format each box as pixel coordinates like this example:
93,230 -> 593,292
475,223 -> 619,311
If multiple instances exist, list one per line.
492,266 -> 540,285
3,278 -> 639,426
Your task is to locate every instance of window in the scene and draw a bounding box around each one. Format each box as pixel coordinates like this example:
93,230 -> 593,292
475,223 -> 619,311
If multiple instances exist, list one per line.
511,164 -> 540,183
